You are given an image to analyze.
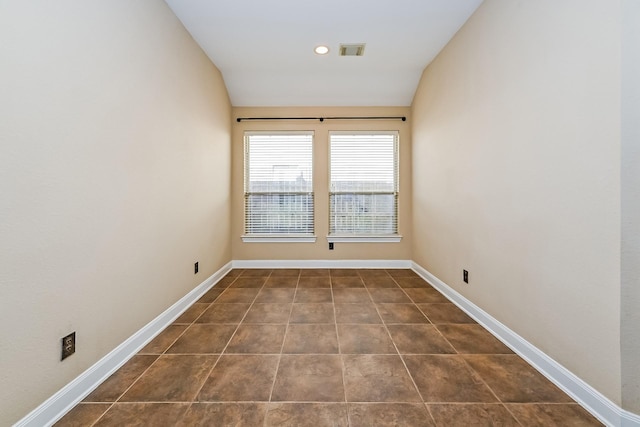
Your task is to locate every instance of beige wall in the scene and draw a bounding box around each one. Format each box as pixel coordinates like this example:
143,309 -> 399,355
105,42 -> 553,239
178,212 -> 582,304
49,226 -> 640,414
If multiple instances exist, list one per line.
231,107 -> 412,261
621,0 -> 640,414
0,1 -> 231,424
411,0 -> 622,405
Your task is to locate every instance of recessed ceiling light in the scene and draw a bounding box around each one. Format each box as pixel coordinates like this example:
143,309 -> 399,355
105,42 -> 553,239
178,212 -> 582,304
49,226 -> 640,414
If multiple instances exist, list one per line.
314,45 -> 329,55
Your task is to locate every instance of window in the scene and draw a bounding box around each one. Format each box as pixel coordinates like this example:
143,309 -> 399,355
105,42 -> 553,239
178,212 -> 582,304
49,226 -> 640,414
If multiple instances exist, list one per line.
329,132 -> 400,242
243,132 -> 314,242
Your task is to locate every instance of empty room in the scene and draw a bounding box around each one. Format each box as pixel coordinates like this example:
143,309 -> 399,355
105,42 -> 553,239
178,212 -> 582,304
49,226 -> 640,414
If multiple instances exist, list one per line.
1,0 -> 638,426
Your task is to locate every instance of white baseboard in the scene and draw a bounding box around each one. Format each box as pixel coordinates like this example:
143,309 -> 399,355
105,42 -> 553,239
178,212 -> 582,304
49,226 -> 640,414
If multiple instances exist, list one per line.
14,261 -> 232,427
411,262 -> 640,427
232,259 -> 412,269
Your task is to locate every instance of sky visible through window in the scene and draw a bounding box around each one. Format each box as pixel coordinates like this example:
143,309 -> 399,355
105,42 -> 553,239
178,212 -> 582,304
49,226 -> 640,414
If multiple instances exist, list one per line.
330,134 -> 396,186
247,134 -> 312,192
245,133 -> 314,235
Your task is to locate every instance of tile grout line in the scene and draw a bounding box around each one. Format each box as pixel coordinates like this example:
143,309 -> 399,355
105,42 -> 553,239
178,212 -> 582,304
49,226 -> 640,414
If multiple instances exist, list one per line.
375,269 -> 440,426
457,354 -> 527,427
329,273 -> 350,423
366,271 -> 428,399
86,402 -> 114,427
346,269 -> 383,426
412,267 -> 524,426
390,271 -> 518,424
402,272 -> 526,424
108,317 -> 192,398
188,270 -> 271,412
394,275 -> 466,358
133,272 -> 244,419
255,271 -> 314,425
397,283 -> 444,426
265,272 -> 300,411
63,269 -> 593,426
84,271 -> 226,427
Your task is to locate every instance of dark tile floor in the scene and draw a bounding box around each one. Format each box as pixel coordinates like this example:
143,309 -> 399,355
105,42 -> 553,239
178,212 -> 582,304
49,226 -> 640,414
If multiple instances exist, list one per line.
56,269 -> 602,426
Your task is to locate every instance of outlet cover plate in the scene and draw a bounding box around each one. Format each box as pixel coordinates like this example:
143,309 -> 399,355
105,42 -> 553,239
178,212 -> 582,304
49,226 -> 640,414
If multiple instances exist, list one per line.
61,332 -> 76,361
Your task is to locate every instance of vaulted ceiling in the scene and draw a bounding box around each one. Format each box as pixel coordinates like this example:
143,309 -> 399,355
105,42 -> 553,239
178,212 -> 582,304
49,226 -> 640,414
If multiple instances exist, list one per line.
164,0 -> 483,107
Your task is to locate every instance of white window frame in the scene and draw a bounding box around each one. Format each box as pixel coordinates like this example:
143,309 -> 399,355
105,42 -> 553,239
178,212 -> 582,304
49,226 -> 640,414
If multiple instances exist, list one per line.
242,131 -> 316,243
327,131 -> 402,243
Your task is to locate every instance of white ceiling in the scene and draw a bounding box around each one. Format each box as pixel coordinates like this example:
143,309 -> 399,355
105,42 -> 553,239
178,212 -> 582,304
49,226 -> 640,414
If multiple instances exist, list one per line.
164,0 -> 483,107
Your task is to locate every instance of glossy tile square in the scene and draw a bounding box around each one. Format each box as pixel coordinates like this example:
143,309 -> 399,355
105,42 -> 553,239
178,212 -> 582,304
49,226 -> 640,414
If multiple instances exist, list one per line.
335,303 -> 382,324
393,276 -> 430,287
264,276 -> 298,288
428,403 -> 520,426
290,303 -> 335,323
255,288 -> 296,303
93,403 -> 190,427
174,303 -> 209,324
120,355 -> 215,402
54,403 -> 110,427
266,403 -> 348,427
403,355 -> 497,402
357,269 -> 391,278
331,276 -> 365,288
283,324 -> 339,354
348,403 -> 434,427
197,287 -> 224,303
403,288 -> 448,303
180,403 -> 268,427
226,324 -> 286,354
297,276 -> 331,288
230,276 -> 267,288
377,304 -> 430,324
167,324 -> 236,354
343,354 -> 421,402
368,288 -> 412,303
242,303 -> 291,323
272,355 -> 345,402
197,355 -> 279,401
506,403 -> 603,426
464,355 -> 574,403
386,269 -> 419,278
225,270 -> 243,278
361,276 -> 399,288
196,303 -> 250,324
240,269 -> 272,277
214,288 -> 260,304
270,269 -> 301,277
299,268 -> 330,277
418,303 -> 476,324
215,275 -> 237,287
330,269 -> 360,277
337,324 -> 397,354
332,288 -> 371,303
436,324 -> 513,354
138,325 -> 187,354
84,355 -> 158,402
387,324 -> 455,354
294,288 -> 333,303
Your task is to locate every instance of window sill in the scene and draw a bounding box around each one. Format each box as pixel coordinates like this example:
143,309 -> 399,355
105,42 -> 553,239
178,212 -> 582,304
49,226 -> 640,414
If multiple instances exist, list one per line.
242,235 -> 317,243
326,235 -> 403,243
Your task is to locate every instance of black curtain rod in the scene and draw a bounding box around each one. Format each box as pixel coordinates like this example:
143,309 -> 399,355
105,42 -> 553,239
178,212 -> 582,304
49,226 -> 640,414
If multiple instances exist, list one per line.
236,116 -> 406,122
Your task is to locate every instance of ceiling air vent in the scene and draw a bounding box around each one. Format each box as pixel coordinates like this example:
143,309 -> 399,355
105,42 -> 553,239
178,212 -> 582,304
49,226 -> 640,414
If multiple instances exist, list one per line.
339,43 -> 366,56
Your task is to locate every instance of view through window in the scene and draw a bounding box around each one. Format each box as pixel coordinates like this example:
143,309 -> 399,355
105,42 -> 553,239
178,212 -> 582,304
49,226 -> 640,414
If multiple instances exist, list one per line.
329,132 -> 399,236
244,132 -> 314,236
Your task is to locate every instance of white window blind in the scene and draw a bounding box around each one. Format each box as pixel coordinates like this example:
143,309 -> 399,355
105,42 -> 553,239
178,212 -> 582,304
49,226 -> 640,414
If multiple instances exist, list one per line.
329,132 -> 399,236
244,132 -> 314,236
